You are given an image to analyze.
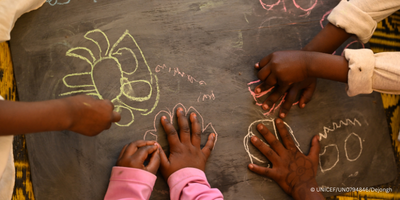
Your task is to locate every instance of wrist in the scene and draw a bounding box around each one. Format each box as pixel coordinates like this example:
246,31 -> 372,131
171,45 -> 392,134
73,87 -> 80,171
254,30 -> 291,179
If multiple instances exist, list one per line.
292,180 -> 324,200
59,97 -> 75,131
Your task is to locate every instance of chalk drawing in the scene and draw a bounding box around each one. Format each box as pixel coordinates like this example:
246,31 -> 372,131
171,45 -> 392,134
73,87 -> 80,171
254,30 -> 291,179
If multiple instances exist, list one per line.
155,64 -> 206,86
197,91 -> 215,102
60,29 -> 160,127
259,0 -> 317,15
46,0 -> 97,6
143,103 -> 218,146
247,80 -> 298,116
344,133 -> 362,161
318,119 -> 363,173
318,144 -> 339,173
243,119 -> 302,166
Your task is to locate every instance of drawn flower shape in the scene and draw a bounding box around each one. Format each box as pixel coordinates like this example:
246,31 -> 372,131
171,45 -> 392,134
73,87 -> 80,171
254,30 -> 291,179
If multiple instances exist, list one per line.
143,103 -> 218,149
286,156 -> 314,185
60,29 -> 159,126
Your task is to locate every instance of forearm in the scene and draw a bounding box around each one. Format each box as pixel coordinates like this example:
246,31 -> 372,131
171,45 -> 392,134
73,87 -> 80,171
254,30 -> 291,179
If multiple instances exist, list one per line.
0,99 -> 71,135
303,23 -> 351,53
306,51 -> 349,83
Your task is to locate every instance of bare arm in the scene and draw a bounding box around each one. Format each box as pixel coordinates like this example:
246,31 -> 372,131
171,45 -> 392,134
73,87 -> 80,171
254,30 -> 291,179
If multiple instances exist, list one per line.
0,95 -> 120,136
303,23 -> 352,53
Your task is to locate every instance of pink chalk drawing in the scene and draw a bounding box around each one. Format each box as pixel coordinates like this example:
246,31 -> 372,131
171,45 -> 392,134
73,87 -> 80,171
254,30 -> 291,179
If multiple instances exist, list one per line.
248,80 -> 298,116
260,0 -> 318,15
155,64 -> 206,86
143,103 -> 218,146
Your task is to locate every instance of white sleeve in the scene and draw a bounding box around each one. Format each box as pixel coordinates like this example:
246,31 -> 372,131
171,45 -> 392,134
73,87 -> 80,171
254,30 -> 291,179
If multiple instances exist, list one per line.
328,0 -> 400,43
344,49 -> 400,96
0,0 -> 46,42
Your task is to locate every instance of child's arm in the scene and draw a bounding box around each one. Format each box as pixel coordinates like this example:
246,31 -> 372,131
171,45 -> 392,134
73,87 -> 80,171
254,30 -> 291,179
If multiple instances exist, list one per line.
248,118 -> 324,200
104,140 -> 160,200
159,108 -> 223,200
0,95 -> 120,136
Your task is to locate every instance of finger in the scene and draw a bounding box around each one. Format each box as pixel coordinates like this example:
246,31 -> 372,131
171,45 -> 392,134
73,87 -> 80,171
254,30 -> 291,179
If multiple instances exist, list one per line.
190,113 -> 202,148
133,145 -> 158,164
123,140 -> 156,157
256,124 -> 286,155
279,86 -> 300,118
257,65 -> 272,81
258,53 -> 274,70
248,163 -> 278,180
118,144 -> 128,161
251,136 -> 280,163
254,82 -> 274,95
308,135 -> 321,167
161,116 -> 181,147
261,85 -> 289,111
299,81 -> 316,109
177,108 -> 191,145
275,119 -> 297,151
112,111 -> 121,122
146,148 -> 161,174
201,133 -> 216,159
159,146 -> 170,168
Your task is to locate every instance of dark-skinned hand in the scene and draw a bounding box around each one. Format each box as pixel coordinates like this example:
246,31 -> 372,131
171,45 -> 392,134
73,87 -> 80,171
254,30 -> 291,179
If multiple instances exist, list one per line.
248,118 -> 324,200
159,107 -> 216,179
117,140 -> 160,175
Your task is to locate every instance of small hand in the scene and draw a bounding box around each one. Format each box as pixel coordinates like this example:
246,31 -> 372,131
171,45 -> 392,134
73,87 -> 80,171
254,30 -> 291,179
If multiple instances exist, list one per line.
248,118 -> 323,200
63,95 -> 121,136
159,107 -> 216,179
117,140 -> 160,175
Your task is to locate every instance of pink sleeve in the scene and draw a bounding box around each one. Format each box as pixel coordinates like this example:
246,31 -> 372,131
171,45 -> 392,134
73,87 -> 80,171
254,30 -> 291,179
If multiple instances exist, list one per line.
168,168 -> 224,200
104,167 -> 157,200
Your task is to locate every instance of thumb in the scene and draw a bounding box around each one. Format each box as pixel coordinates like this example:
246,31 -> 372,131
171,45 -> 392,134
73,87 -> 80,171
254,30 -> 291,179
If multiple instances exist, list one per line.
308,135 -> 321,167
112,111 -> 121,122
146,148 -> 161,175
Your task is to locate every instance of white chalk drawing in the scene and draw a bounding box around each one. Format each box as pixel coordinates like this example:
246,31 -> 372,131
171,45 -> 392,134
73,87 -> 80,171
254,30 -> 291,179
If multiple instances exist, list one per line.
46,0 -> 97,6
60,29 -> 160,127
318,118 -> 363,173
197,91 -> 215,102
318,144 -> 339,173
143,103 -> 218,145
344,133 -> 363,161
243,119 -> 302,166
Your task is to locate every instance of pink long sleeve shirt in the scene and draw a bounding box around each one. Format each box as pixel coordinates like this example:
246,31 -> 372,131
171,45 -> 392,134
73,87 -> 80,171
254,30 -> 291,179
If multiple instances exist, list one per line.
104,167 -> 224,200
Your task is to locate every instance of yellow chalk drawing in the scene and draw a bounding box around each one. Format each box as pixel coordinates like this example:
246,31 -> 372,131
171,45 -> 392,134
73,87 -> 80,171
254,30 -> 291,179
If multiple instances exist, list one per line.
60,29 -> 160,126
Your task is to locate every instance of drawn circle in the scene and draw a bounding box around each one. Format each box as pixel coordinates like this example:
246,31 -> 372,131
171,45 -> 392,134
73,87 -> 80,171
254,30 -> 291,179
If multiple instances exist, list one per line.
292,0 -> 317,12
319,144 -> 339,173
344,132 -> 363,161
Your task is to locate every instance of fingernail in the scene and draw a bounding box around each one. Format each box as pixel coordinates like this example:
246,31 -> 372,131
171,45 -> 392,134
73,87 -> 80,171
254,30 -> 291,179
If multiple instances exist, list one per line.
255,88 -> 261,94
154,142 -> 159,147
280,113 -> 285,118
255,63 -> 259,68
276,118 -> 282,124
192,113 -> 197,119
211,133 -> 215,140
249,164 -> 254,170
251,136 -> 258,142
262,104 -> 269,110
161,116 -> 168,122
301,104 -> 306,108
258,124 -> 263,130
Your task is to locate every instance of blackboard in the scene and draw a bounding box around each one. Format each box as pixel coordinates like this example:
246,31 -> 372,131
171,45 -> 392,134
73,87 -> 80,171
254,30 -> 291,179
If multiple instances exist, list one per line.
10,0 -> 397,199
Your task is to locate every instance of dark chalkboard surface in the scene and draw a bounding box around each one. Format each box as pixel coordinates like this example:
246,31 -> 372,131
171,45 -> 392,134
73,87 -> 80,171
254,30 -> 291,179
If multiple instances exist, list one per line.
10,0 -> 396,199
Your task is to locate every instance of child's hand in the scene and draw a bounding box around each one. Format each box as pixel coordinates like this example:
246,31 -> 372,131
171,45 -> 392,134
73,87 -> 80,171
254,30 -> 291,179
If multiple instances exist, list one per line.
159,108 -> 216,179
248,118 -> 324,200
63,95 -> 121,136
116,140 -> 160,175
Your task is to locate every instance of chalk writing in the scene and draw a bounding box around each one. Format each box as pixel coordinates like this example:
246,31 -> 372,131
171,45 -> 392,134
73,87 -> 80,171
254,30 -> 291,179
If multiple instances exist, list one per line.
318,119 -> 363,173
197,91 -> 215,102
155,64 -> 206,86
260,0 -> 318,15
247,80 -> 298,116
46,0 -> 97,6
143,103 -> 218,146
60,29 -> 159,127
243,119 -> 302,166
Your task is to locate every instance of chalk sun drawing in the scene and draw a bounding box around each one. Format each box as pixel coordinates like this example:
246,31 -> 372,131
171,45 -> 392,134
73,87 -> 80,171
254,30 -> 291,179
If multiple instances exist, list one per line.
243,119 -> 302,166
60,29 -> 160,127
143,103 -> 218,146
318,119 -> 363,173
248,80 -> 298,116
